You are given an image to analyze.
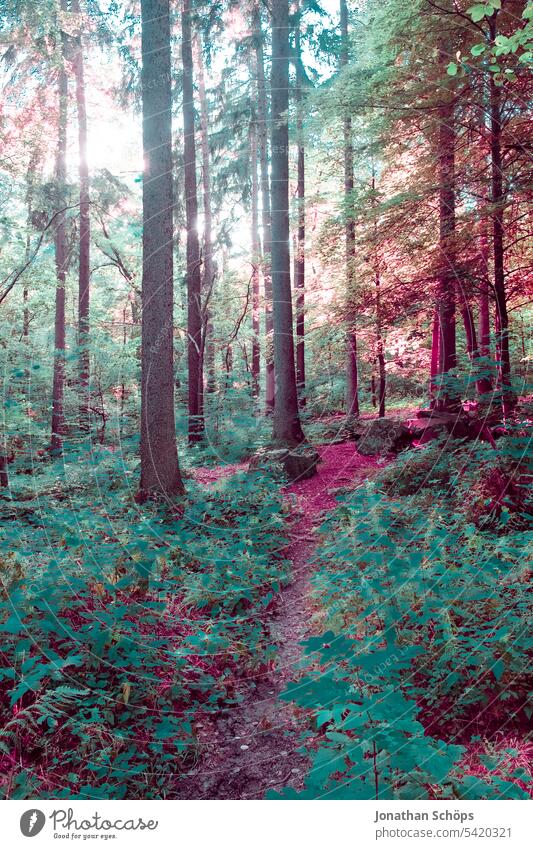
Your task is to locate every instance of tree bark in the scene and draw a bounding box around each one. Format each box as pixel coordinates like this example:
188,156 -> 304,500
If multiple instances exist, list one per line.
435,45 -> 457,411
182,0 -> 204,442
194,32 -> 216,396
488,15 -> 515,415
250,116 -> 261,398
23,156 -> 38,341
50,30 -> 68,456
375,273 -> 385,418
478,218 -> 491,361
271,0 -> 305,446
139,0 -> 184,498
71,0 -> 90,429
340,0 -> 359,419
429,307 -> 439,403
461,294 -> 491,396
372,169 -> 385,418
253,4 -> 275,413
294,5 -> 305,406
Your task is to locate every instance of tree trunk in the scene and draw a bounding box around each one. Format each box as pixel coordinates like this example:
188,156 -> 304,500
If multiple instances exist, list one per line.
375,270 -> 385,418
435,47 -> 457,411
23,157 -> 38,341
460,295 -> 491,396
478,218 -> 491,360
294,5 -> 305,406
250,116 -> 261,398
253,4 -> 275,413
340,0 -> 359,420
50,38 -> 68,456
488,16 -> 515,415
139,0 -> 184,498
372,169 -> 385,418
71,0 -> 90,430
182,0 -> 204,442
429,307 -> 439,403
271,0 -> 305,446
194,32 -> 216,396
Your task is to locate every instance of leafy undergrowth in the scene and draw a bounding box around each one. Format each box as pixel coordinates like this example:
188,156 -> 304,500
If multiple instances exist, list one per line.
0,445 -> 288,799
270,428 -> 532,800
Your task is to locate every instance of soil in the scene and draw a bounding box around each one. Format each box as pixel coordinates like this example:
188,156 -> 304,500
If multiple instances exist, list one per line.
176,441 -> 381,799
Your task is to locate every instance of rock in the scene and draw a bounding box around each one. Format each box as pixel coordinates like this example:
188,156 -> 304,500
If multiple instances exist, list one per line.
248,445 -> 319,481
408,410 -> 500,446
349,418 -> 412,455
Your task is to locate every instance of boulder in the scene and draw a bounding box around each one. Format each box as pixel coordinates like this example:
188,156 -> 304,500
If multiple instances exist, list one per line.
249,445 -> 319,481
348,418 -> 412,455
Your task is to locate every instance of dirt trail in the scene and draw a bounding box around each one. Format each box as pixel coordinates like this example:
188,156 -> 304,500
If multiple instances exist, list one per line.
177,442 -> 380,799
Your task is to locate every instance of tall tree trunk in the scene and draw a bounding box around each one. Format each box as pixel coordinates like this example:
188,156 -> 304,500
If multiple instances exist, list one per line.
139,0 -> 184,497
488,16 -> 515,415
71,0 -> 90,429
182,0 -> 204,442
253,4 -> 275,413
250,116 -> 261,398
429,307 -> 440,403
23,156 -> 38,341
294,5 -> 305,405
461,295 -> 492,396
271,0 -> 305,446
372,169 -> 385,418
50,38 -> 68,456
340,0 -> 359,419
435,46 -> 457,411
194,32 -> 216,396
375,270 -> 385,418
477,217 -> 493,396
478,218 -> 491,360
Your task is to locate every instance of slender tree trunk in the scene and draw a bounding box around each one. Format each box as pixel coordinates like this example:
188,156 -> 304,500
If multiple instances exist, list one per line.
435,47 -> 457,411
476,219 -> 493,396
429,307 -> 440,403
250,116 -> 261,398
488,16 -> 515,415
23,158 -> 37,341
254,4 -> 275,413
182,0 -> 204,442
50,40 -> 68,456
478,219 -> 491,360
340,0 -> 359,419
461,301 -> 477,359
194,32 -> 216,396
371,170 -> 385,418
294,6 -> 305,405
461,295 -> 492,396
375,269 -> 385,418
271,0 -> 305,446
139,0 -> 184,498
71,0 -> 90,429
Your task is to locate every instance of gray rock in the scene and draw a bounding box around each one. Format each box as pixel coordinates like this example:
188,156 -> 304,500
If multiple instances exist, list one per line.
349,418 -> 412,455
249,445 -> 319,481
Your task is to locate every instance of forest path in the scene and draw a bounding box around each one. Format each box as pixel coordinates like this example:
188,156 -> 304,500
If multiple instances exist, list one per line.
176,442 -> 380,799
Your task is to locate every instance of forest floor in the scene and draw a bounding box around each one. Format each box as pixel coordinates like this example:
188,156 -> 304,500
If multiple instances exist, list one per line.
178,442 -> 382,799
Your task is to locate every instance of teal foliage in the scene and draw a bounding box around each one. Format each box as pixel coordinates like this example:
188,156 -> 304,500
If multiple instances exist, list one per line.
270,434 -> 532,800
0,446 -> 287,799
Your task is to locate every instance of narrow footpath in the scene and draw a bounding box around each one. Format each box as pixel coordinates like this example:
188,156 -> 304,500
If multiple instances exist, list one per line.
178,442 -> 380,799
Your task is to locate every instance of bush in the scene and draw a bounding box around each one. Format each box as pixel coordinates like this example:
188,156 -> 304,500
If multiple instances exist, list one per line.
0,450 -> 287,799
270,433 -> 532,800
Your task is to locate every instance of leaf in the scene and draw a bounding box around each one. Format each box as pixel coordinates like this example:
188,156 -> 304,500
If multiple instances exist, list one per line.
471,43 -> 486,56
447,62 -> 458,76
493,658 -> 505,681
468,4 -> 492,22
